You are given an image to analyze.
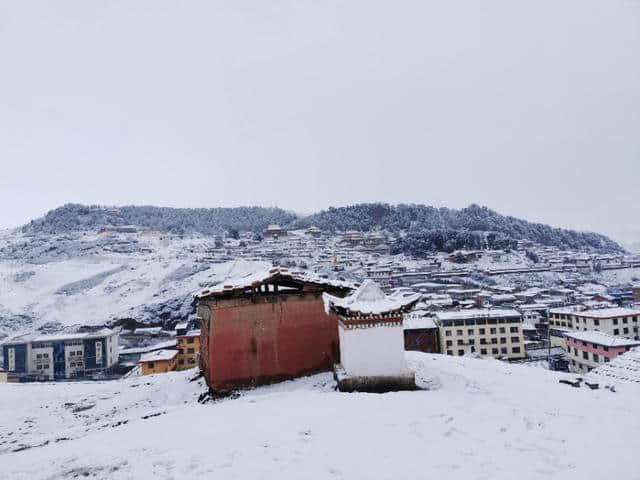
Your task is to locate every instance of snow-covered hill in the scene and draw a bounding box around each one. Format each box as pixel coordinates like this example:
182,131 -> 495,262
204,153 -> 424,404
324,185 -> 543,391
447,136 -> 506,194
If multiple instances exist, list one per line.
1,352 -> 638,479
0,229 -> 268,337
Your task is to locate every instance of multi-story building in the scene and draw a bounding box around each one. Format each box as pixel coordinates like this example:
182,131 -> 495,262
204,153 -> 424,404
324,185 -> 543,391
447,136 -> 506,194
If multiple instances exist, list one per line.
434,309 -> 525,359
1,329 -> 119,381
563,330 -> 640,373
175,323 -> 201,370
548,307 -> 640,345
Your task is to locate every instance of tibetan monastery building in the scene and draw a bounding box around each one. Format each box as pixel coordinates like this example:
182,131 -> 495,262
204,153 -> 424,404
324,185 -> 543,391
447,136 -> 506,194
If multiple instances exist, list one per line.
195,267 -> 353,392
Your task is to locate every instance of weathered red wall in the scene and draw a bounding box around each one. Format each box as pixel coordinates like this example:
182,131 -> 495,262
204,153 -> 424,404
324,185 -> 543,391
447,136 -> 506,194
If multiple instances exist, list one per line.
404,329 -> 439,354
201,293 -> 339,391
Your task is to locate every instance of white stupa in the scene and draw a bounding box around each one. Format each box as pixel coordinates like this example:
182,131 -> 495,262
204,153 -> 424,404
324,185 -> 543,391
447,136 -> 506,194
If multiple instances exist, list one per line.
323,280 -> 420,392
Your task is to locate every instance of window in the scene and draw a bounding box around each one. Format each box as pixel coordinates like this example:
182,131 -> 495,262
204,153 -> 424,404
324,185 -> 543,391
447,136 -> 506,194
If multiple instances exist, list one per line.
582,352 -> 588,360
179,359 -> 185,365
623,317 -> 628,324
43,353 -> 49,358
187,348 -> 195,354
147,362 -> 155,368
594,319 -> 599,326
458,350 -> 464,356
499,327 -> 506,334
623,328 -> 629,334
492,348 -> 499,354
188,358 -> 196,364
511,337 -> 519,343
69,351 -> 75,357
510,327 -> 518,333
188,338 -> 195,344
37,354 -> 43,359
446,350 -> 453,356
614,329 -> 619,335
479,328 -> 486,335
445,330 -> 452,337
512,347 -> 521,354
480,338 -> 487,345
491,338 -> 497,344
604,357 -> 610,363
613,319 -> 618,325
446,340 -> 452,347
457,340 -> 464,346
500,347 -> 508,354
480,348 -> 487,355
500,338 -> 507,344
490,328 -> 497,334
573,348 -> 578,355
456,329 -> 463,336
593,353 -> 599,362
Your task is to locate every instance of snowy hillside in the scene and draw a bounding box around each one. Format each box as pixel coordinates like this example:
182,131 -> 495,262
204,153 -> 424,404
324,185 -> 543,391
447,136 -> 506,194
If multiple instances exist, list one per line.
1,353 -> 638,479
0,229 -> 269,337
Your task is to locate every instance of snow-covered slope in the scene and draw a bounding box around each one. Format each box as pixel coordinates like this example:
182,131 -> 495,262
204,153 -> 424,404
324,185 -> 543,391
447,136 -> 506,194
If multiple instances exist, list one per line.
0,230 -> 269,336
1,353 -> 638,479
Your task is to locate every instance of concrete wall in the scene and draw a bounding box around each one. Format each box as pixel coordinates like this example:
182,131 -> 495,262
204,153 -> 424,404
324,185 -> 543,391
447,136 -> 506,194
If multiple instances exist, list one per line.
200,293 -> 340,391
339,324 -> 408,377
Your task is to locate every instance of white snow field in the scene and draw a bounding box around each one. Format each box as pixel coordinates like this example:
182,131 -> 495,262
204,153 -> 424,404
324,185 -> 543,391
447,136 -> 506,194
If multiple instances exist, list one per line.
1,353 -> 638,480
0,230 -> 269,335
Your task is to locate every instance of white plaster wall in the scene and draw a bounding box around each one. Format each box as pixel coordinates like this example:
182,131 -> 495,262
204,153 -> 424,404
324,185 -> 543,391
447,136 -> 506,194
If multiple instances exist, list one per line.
30,346 -> 53,380
108,334 -> 120,367
339,324 -> 410,377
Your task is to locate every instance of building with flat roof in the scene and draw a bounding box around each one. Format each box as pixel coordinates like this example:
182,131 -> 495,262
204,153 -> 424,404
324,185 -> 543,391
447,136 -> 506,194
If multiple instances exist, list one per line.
563,330 -> 640,374
1,329 -> 119,381
434,309 -> 525,360
139,349 -> 179,375
548,307 -> 640,346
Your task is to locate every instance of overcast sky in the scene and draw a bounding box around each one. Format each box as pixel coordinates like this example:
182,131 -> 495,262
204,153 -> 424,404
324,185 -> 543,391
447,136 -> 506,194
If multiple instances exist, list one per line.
1,1 -> 639,240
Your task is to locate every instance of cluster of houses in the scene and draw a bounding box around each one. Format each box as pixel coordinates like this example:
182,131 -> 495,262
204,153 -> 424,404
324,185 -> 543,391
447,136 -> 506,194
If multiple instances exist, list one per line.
3,222 -> 640,392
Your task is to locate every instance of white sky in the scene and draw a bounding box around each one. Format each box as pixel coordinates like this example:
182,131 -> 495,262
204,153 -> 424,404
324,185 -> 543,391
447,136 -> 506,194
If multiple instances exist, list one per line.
1,1 -> 639,240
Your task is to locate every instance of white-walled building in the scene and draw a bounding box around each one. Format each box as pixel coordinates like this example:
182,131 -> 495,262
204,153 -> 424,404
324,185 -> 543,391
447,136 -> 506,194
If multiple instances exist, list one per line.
323,280 -> 419,392
548,307 -> 640,345
434,309 -> 525,360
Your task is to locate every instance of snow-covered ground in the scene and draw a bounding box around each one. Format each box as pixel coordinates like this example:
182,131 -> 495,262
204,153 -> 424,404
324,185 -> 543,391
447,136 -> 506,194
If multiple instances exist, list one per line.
1,353 -> 638,479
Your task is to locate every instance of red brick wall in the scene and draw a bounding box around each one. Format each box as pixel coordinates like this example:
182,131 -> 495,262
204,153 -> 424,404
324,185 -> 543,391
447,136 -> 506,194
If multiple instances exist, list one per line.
200,293 -> 340,391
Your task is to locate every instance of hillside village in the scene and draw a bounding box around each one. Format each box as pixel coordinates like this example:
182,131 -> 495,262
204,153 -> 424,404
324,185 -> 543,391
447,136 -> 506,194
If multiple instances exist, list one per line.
1,218 -> 640,381
2,218 -> 640,478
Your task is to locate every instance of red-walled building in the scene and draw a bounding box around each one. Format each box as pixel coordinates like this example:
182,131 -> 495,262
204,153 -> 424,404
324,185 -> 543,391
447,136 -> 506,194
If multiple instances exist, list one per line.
403,312 -> 440,354
195,268 -> 353,392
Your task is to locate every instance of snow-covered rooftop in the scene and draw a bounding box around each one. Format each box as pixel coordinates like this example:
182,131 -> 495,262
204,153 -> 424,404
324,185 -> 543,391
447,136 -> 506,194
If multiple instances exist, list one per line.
575,307 -> 640,318
403,316 -> 437,330
139,349 -> 178,363
3,328 -> 117,346
197,267 -> 354,299
434,309 -> 522,321
563,330 -> 640,348
323,280 -> 420,316
588,347 -> 640,385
